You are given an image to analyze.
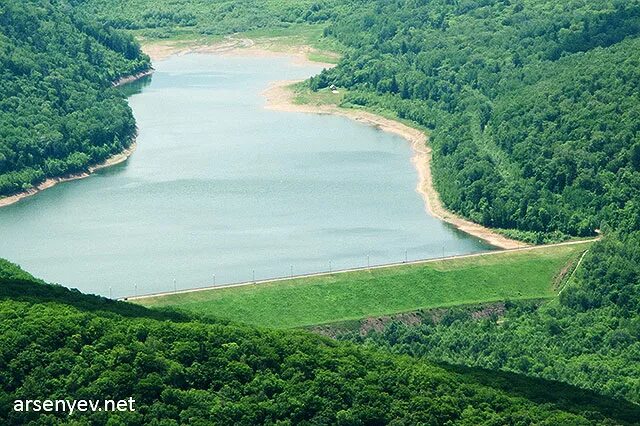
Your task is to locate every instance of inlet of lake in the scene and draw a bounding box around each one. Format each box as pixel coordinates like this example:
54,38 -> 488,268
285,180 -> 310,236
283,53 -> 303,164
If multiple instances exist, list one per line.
0,53 -> 495,298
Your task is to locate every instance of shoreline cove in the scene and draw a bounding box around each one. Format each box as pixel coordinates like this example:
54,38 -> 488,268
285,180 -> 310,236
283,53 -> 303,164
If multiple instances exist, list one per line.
140,37 -> 524,249
262,80 -> 526,250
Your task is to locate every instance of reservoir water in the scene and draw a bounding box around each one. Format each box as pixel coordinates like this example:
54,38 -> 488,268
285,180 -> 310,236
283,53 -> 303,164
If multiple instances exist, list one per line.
0,54 -> 494,297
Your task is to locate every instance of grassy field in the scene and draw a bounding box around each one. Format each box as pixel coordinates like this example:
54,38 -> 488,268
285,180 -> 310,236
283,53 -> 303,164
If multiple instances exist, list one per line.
290,83 -> 346,105
241,24 -> 343,61
135,243 -> 589,328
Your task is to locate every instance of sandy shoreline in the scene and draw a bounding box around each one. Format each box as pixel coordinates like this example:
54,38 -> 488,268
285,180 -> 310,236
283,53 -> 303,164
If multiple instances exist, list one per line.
0,142 -> 137,208
0,68 -> 153,209
262,81 -> 526,249
113,69 -> 154,87
142,36 -> 337,68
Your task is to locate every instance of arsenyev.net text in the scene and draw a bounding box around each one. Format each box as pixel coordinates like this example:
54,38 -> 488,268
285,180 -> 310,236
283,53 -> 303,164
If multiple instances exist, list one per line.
13,398 -> 135,415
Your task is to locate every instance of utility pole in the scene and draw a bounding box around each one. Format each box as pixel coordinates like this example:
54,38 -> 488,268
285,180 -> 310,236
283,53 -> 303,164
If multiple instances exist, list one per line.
329,260 -> 332,273
213,274 -> 216,286
252,269 -> 255,283
134,283 -> 137,297
109,286 -> 112,299
173,278 -> 177,293
367,255 -> 370,269
404,249 -> 408,263
290,265 -> 293,278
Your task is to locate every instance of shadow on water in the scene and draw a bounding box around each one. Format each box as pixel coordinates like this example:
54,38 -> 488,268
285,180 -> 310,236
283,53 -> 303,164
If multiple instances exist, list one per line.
115,73 -> 153,97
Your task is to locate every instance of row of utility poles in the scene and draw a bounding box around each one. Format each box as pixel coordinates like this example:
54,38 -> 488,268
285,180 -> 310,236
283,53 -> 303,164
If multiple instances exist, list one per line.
119,245 -> 449,299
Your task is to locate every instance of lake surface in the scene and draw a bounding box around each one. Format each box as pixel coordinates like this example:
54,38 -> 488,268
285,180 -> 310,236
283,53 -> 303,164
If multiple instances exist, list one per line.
0,54 -> 494,297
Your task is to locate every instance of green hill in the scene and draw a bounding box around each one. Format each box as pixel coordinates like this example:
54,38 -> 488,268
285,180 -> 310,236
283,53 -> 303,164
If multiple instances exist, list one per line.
0,0 -> 150,197
1,260 -> 639,425
338,232 -> 640,405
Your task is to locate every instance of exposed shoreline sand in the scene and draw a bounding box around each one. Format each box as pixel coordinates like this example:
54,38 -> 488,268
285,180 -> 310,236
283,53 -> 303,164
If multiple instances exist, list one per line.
0,142 -> 137,208
142,36 -> 337,68
2,38 -> 524,249
262,80 -> 526,249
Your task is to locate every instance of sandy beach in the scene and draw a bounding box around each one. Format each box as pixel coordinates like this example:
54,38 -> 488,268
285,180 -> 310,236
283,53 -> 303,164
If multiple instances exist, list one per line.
142,36 -> 337,69
113,69 -> 154,87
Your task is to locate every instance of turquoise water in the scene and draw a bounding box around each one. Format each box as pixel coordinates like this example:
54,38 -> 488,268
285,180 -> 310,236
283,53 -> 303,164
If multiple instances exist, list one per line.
0,54 -> 493,297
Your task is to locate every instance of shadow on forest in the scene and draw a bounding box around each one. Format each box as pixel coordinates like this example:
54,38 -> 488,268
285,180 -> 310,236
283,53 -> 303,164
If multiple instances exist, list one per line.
440,363 -> 640,424
3,274 -> 638,424
0,277 -> 194,323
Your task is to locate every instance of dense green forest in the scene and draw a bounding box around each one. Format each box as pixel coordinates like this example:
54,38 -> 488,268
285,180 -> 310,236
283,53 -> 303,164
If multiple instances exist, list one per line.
2,260 -> 639,425
341,232 -> 640,404
70,0 -> 344,39
0,0 -> 150,196
2,0 -> 640,422
313,0 -> 640,239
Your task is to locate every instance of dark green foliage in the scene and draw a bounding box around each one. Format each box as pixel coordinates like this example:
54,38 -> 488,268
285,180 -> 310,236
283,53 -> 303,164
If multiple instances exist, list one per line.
313,0 -> 640,237
342,233 -> 640,404
0,259 -> 40,282
71,0 -> 343,38
2,0 -> 640,421
0,258 -> 191,322
0,0 -> 150,196
0,262 -> 633,425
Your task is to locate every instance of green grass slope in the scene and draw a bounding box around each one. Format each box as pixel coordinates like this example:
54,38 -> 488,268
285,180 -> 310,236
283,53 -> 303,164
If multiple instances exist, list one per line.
1,258 -> 639,425
135,243 -> 588,328
339,233 -> 640,404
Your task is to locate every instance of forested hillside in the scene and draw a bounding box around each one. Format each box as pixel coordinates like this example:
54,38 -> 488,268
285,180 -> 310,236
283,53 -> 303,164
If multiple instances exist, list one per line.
0,0 -> 150,197
1,261 -> 638,425
341,232 -> 640,404
314,0 -> 640,240
70,0 -> 344,38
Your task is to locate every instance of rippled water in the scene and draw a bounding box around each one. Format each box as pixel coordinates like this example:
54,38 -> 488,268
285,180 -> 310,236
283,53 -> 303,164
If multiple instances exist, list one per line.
0,54 -> 494,297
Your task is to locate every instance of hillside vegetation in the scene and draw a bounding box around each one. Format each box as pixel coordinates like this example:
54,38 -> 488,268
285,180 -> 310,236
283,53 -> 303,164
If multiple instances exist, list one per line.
136,243 -> 587,328
340,232 -> 640,404
71,0 -> 344,39
315,0 -> 640,240
2,260 -> 639,425
0,0 -> 150,197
